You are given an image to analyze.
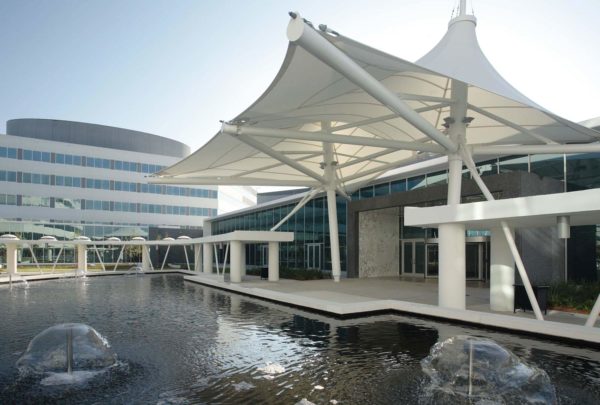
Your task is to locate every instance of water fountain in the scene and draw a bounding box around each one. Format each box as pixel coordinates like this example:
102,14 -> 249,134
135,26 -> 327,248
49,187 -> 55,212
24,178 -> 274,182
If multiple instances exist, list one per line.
420,335 -> 557,404
17,323 -> 119,385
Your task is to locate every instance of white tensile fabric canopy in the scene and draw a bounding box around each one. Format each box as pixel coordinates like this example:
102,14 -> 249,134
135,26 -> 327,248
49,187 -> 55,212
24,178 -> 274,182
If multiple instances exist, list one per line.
152,12 -> 600,190
152,6 -> 600,311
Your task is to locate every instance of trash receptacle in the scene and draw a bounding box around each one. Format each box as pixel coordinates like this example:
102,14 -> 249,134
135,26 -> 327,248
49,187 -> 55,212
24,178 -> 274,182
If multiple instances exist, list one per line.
514,284 -> 548,315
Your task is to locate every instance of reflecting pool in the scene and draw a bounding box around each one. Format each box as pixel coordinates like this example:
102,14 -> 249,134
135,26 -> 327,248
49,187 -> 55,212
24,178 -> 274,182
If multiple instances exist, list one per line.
0,275 -> 599,404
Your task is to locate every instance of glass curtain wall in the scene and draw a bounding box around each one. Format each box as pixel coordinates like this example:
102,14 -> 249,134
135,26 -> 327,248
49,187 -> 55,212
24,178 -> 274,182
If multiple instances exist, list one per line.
212,196 -> 347,272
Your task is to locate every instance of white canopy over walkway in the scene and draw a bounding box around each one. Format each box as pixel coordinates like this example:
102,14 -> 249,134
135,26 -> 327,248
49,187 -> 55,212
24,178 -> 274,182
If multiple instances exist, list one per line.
152,2 -> 600,319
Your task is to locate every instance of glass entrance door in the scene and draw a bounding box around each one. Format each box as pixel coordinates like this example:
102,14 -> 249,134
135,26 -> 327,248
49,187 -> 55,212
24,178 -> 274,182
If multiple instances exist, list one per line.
305,243 -> 322,270
260,245 -> 268,267
466,242 -> 484,280
401,240 -> 425,275
426,244 -> 439,277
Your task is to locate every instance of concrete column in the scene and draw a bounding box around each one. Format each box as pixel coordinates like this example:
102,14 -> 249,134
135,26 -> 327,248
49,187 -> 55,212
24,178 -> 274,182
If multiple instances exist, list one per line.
77,244 -> 87,273
326,188 -> 342,282
438,223 -> 465,309
268,241 -> 279,282
141,246 -> 150,271
230,240 -> 243,283
6,244 -> 17,274
194,244 -> 202,272
240,243 -> 246,277
203,243 -> 213,274
490,227 -> 515,311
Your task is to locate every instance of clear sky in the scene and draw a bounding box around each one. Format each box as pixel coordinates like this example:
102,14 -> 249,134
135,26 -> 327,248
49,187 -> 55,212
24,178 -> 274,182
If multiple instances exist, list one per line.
1,0 -> 599,151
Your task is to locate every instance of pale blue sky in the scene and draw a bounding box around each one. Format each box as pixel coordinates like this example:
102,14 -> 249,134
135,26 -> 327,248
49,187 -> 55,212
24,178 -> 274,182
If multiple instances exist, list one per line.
1,0 -> 599,151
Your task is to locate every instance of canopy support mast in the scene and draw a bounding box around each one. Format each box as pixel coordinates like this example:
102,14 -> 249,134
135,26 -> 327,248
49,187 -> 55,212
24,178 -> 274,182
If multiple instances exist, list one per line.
322,122 -> 342,282
438,79 -> 467,309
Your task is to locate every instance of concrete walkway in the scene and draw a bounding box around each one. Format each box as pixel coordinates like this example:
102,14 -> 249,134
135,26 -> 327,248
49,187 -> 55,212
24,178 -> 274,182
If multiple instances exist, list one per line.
184,273 -> 600,345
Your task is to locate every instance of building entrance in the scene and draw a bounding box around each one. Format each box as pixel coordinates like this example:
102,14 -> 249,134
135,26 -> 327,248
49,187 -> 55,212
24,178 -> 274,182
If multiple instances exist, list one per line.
401,240 -> 425,275
400,237 -> 488,280
305,243 -> 322,270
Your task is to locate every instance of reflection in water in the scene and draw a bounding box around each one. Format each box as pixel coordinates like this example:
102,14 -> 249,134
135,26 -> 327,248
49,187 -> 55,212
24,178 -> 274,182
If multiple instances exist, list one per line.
0,275 -> 598,404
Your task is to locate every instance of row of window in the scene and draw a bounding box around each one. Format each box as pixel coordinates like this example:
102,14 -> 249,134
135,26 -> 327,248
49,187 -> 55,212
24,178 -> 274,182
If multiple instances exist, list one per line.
0,170 -> 217,198
0,146 -> 165,174
352,153 -> 600,200
0,193 -> 217,217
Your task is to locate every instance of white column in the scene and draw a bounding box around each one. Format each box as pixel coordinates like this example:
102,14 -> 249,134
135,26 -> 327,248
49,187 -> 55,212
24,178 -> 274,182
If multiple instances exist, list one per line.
268,241 -> 279,282
327,188 -> 342,282
241,243 -> 246,277
6,244 -> 17,275
194,244 -> 202,272
230,241 -> 243,283
438,78 -> 468,310
77,244 -> 87,273
322,136 -> 342,283
438,223 -> 465,308
203,243 -> 213,274
141,246 -> 150,271
490,227 -> 515,311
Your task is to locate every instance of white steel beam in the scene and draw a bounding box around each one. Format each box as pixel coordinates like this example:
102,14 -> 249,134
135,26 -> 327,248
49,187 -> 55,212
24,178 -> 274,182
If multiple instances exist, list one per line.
225,129 -> 326,184
150,176 -> 318,187
472,143 -> 600,156
231,152 -> 323,178
336,148 -> 398,169
397,94 -> 452,104
467,104 -> 555,145
331,102 -> 449,133
287,15 -> 457,152
221,123 -> 444,154
271,187 -> 323,231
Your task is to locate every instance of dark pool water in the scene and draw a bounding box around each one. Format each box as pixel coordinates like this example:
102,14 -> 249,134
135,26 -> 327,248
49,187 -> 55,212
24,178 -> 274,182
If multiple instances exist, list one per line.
0,274 -> 599,404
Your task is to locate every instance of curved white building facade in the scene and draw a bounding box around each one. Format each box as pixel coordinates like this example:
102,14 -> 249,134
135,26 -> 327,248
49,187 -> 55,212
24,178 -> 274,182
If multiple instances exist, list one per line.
0,119 -> 218,240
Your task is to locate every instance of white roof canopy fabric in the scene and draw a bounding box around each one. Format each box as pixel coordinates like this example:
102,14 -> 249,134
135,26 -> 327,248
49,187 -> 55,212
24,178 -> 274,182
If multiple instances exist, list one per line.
153,11 -> 600,190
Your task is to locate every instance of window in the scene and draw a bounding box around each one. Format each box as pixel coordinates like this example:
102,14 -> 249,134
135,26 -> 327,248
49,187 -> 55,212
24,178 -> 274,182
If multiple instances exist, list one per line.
391,179 -> 407,193
114,160 -> 123,170
23,149 -> 33,160
374,183 -> 390,197
55,176 -> 64,186
42,152 -> 51,162
55,153 -> 65,164
7,148 -> 17,159
359,186 -> 374,199
0,147 -> 6,157
32,151 -> 42,161
407,175 -> 426,190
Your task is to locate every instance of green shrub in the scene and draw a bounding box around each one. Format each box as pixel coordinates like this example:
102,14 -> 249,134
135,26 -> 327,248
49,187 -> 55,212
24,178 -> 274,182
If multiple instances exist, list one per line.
548,281 -> 600,311
246,266 -> 325,280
